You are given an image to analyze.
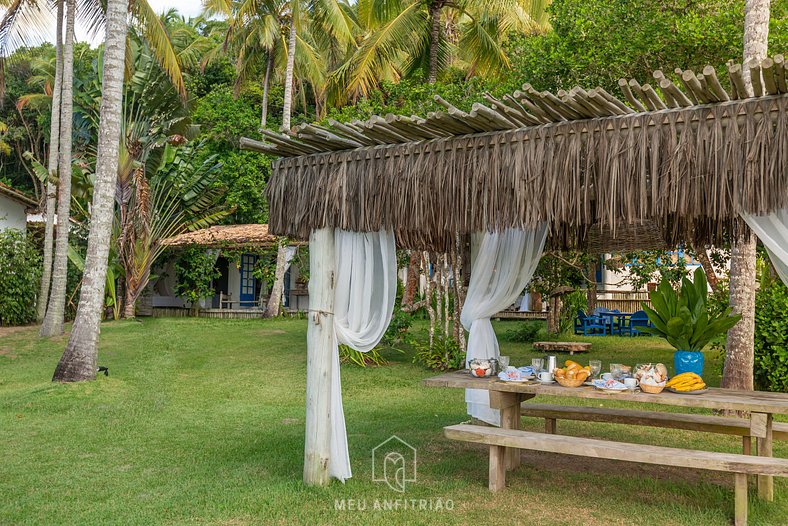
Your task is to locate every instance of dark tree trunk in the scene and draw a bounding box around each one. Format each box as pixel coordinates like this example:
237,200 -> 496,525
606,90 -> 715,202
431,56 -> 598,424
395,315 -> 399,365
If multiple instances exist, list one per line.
403,251 -> 420,306
586,260 -> 598,311
692,244 -> 720,292
547,296 -> 562,335
532,292 -> 542,312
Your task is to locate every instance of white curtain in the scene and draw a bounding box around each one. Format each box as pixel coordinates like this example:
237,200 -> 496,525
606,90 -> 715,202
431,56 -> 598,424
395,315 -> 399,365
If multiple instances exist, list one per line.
742,209 -> 788,285
460,226 -> 548,425
284,245 -> 298,273
329,229 -> 397,482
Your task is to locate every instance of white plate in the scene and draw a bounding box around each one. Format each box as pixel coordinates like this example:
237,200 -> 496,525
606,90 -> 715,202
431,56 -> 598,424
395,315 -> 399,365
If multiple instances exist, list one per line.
594,386 -> 628,393
537,380 -> 556,385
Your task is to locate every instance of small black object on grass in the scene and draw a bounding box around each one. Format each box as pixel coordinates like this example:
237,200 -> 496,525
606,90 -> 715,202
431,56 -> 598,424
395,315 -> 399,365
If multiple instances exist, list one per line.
97,366 -> 108,376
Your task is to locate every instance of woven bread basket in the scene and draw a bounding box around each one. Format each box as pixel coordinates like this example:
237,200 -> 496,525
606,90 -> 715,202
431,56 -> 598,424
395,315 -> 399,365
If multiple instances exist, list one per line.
555,376 -> 585,388
640,382 -> 666,394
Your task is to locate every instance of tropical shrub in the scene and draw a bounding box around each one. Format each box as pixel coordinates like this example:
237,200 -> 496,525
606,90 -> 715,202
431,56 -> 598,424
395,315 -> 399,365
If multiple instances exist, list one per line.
504,321 -> 542,343
754,279 -> 788,392
414,335 -> 465,371
0,230 -> 42,326
643,267 -> 740,353
560,290 -> 588,333
174,248 -> 221,310
339,345 -> 388,368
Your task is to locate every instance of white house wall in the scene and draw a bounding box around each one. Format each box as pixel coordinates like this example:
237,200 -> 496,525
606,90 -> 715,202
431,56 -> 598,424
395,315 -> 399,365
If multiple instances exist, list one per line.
599,253 -> 703,293
152,260 -> 185,307
0,194 -> 27,233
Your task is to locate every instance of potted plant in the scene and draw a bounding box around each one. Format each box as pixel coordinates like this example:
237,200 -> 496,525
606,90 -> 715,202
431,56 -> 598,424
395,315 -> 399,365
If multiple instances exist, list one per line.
642,267 -> 741,376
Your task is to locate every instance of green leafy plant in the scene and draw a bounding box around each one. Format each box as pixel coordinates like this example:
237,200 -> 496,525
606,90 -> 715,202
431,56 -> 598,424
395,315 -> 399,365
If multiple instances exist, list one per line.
753,274 -> 788,392
382,308 -> 415,347
174,247 -> 221,311
414,335 -> 465,371
0,230 -> 42,326
338,344 -> 388,368
643,267 -> 740,353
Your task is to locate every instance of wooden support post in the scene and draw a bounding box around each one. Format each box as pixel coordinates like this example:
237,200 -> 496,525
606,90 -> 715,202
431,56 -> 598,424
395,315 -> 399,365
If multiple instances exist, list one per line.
489,445 -> 506,492
489,391 -> 528,471
303,228 -> 336,486
734,472 -> 748,526
751,412 -> 774,501
742,436 -> 752,455
545,418 -> 557,434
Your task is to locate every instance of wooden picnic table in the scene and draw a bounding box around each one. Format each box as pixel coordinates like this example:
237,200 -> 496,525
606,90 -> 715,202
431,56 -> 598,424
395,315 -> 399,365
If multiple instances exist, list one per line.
424,370 -> 788,502
533,341 -> 591,355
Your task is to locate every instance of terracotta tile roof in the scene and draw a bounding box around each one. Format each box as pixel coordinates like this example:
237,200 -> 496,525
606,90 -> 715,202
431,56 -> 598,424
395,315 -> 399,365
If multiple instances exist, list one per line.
161,224 -> 279,249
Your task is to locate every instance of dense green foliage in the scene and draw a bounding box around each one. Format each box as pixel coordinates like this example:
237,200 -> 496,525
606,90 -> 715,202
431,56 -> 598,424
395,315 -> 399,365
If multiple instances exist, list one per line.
173,248 -> 221,308
644,267 -> 741,353
0,230 -> 42,326
754,278 -> 788,392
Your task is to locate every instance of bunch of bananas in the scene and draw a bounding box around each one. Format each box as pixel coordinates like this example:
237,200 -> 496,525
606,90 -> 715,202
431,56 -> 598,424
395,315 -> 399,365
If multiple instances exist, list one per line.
666,372 -> 706,392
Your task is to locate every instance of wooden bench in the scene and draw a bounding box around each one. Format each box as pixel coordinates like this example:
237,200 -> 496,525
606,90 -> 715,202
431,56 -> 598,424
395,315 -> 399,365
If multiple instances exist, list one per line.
444,423 -> 788,526
520,403 -> 788,454
532,341 -> 591,355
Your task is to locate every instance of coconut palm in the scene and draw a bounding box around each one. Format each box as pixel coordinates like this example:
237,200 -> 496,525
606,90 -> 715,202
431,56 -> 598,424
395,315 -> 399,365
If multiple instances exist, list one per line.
334,0 -> 550,100
204,0 -> 355,130
36,1 -> 198,335
722,0 -> 771,392
37,0 -> 62,322
39,0 -> 74,337
53,0 -> 128,382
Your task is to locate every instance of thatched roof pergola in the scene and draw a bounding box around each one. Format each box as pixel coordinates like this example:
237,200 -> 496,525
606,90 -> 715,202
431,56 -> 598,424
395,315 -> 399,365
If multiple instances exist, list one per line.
244,56 -> 788,252
242,55 -> 788,488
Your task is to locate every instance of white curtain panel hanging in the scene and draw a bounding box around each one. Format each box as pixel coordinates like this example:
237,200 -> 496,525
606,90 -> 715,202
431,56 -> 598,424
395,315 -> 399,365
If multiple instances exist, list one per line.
284,245 -> 298,273
460,226 -> 548,425
329,229 -> 397,481
741,209 -> 788,285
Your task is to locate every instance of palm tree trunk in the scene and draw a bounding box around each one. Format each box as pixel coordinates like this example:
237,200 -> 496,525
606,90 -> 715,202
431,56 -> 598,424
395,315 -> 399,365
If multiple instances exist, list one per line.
261,51 -> 273,129
427,2 -> 442,84
40,0 -> 75,337
265,243 -> 289,317
722,0 -> 770,392
124,284 -> 136,319
281,17 -> 297,131
53,0 -> 129,382
37,0 -> 64,322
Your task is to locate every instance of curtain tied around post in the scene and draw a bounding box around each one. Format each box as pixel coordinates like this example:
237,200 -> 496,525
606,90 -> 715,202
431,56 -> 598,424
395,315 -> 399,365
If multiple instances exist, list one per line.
329,229 -> 397,482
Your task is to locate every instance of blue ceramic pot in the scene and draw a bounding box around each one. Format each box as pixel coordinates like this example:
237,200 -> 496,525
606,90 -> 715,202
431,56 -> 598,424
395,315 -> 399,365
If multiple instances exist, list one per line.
674,350 -> 704,376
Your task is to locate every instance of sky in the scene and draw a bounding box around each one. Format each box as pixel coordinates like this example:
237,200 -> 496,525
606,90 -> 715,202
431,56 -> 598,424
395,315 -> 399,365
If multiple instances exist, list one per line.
148,0 -> 204,19
75,1 -> 206,45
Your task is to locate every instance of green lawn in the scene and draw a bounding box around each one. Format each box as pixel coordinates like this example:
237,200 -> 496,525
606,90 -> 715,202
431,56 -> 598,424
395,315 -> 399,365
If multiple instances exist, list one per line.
1,318 -> 785,525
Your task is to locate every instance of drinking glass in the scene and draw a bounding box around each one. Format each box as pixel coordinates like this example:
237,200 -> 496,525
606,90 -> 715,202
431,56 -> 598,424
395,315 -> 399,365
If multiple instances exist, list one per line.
610,363 -> 622,380
589,359 -> 602,379
531,358 -> 544,375
498,356 -> 510,369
